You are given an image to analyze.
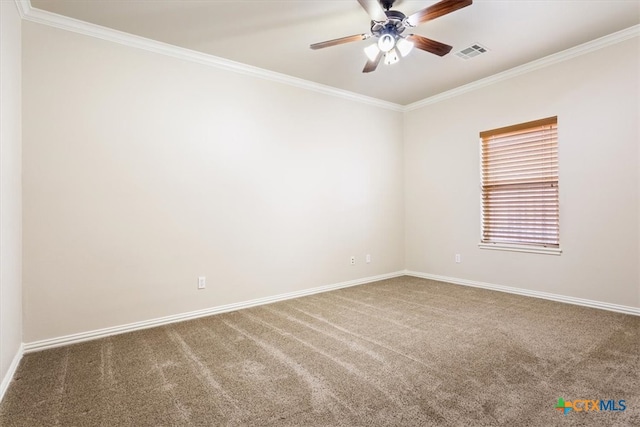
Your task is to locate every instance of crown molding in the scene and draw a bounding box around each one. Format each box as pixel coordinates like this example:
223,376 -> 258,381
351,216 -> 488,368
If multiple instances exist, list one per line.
14,0 -> 403,112
15,0 -> 28,18
405,24 -> 640,112
12,1 -> 640,113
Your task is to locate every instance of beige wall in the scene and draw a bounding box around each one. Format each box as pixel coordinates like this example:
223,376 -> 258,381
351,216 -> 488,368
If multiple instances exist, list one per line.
19,16 -> 639,345
22,22 -> 405,343
405,37 -> 640,308
0,0 -> 23,384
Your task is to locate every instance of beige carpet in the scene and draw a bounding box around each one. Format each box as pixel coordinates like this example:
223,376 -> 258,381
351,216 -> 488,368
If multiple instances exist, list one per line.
1,276 -> 639,426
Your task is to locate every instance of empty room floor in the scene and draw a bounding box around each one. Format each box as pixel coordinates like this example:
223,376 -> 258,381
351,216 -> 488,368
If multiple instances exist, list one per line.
1,276 -> 638,426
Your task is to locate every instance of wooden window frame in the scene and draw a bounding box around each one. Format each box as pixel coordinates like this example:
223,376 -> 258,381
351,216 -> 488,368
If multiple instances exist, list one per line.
478,117 -> 561,255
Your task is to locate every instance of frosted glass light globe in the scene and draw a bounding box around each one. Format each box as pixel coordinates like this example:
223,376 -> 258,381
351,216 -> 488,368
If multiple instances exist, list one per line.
377,34 -> 395,52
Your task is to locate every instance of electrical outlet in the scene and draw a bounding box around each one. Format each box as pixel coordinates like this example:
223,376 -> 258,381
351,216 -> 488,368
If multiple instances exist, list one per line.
366,254 -> 371,263
198,276 -> 206,289
455,254 -> 461,263
350,256 -> 356,265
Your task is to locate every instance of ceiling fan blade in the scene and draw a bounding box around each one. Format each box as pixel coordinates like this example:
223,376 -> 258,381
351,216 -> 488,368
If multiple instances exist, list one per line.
357,0 -> 388,22
363,52 -> 382,73
310,34 -> 367,50
407,34 -> 453,56
407,0 -> 472,26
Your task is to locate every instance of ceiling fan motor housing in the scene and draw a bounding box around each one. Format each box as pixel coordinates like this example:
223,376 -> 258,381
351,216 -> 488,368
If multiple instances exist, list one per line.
371,10 -> 407,41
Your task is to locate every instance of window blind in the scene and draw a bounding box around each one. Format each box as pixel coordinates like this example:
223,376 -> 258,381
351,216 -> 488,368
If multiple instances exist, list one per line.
480,117 -> 559,248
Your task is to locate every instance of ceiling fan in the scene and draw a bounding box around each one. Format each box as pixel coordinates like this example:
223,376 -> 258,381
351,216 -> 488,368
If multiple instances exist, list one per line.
310,0 -> 472,73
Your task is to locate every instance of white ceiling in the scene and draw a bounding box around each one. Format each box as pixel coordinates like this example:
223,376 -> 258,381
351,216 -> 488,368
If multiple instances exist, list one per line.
30,0 -> 640,105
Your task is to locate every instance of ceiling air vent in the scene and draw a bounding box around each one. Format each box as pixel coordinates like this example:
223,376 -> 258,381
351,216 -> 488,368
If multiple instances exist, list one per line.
455,44 -> 488,60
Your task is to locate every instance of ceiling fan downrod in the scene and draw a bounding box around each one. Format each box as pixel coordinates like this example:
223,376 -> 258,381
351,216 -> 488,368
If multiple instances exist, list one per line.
381,0 -> 395,11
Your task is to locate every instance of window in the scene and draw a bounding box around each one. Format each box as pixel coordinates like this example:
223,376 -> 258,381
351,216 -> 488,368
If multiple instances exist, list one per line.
479,117 -> 560,254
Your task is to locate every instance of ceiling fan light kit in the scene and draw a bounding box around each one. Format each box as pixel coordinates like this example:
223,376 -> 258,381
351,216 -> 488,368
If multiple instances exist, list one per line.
364,43 -> 380,61
397,38 -> 414,57
378,33 -> 396,52
310,0 -> 473,73
384,49 -> 400,65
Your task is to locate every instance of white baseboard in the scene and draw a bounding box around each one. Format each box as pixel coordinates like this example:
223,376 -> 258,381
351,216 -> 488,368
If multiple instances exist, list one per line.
0,343 -> 24,403
405,270 -> 640,316
23,270 -> 637,354
24,271 -> 405,353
